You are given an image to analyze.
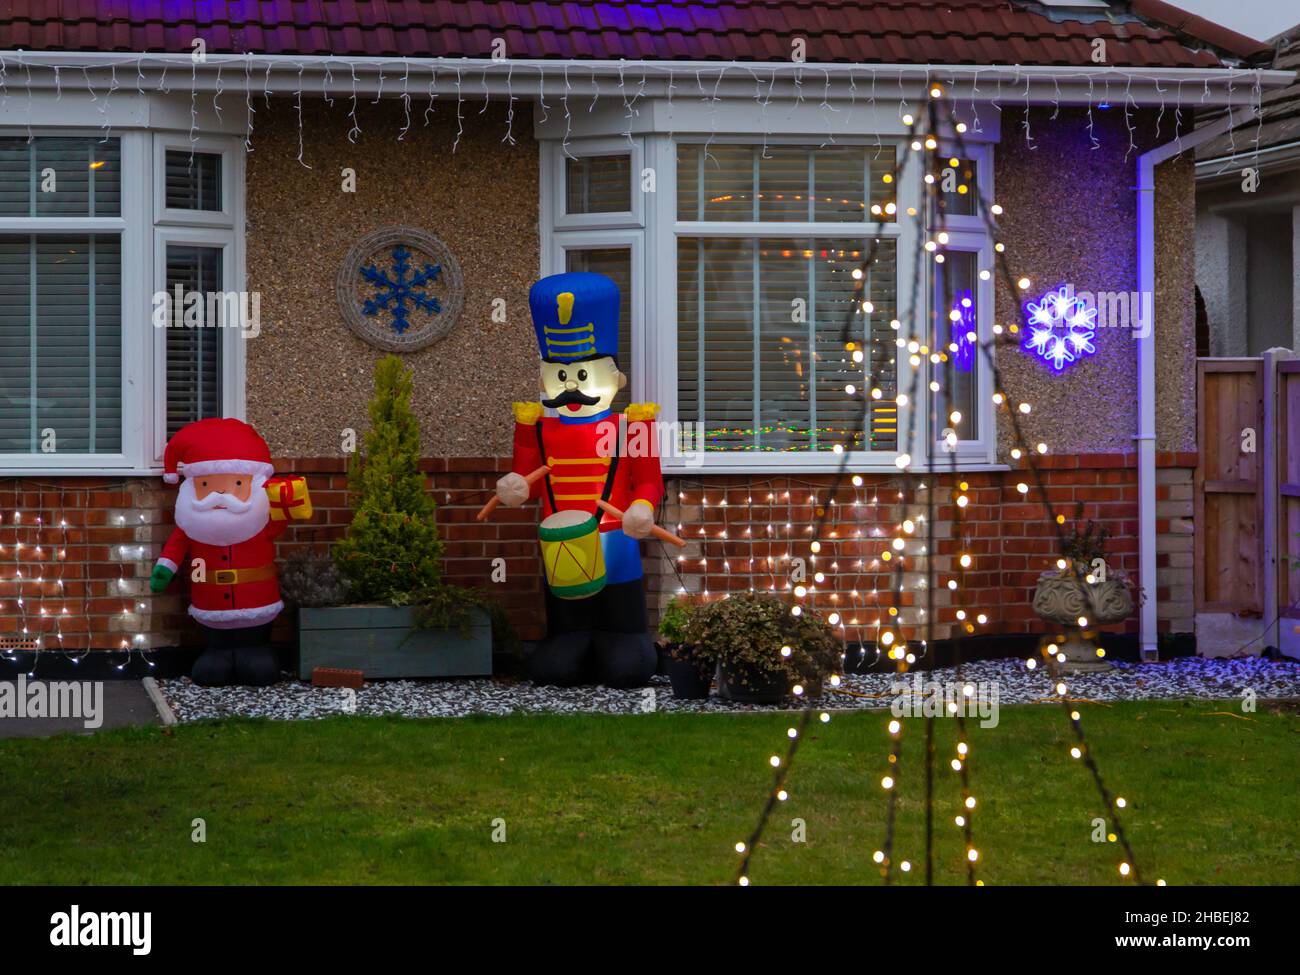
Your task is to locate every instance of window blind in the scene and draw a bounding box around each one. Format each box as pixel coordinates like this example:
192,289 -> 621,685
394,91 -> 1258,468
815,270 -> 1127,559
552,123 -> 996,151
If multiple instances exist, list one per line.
164,245 -> 224,438
565,154 -> 632,214
565,247 -> 634,413
677,144 -> 895,224
165,150 -> 222,211
677,237 -> 897,453
0,137 -> 121,218
0,234 -> 122,454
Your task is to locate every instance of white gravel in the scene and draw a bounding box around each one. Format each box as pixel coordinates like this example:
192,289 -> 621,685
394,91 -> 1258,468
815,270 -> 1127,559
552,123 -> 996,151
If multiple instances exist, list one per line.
157,655 -> 1300,723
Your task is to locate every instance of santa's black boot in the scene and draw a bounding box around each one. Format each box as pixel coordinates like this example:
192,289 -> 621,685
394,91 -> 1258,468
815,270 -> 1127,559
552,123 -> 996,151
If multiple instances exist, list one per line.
190,648 -> 235,687
231,625 -> 279,686
234,646 -> 280,686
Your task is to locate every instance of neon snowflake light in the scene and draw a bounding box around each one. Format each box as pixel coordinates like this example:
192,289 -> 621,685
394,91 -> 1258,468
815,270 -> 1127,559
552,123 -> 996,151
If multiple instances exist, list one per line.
1023,286 -> 1097,372
949,289 -> 976,373
360,245 -> 444,335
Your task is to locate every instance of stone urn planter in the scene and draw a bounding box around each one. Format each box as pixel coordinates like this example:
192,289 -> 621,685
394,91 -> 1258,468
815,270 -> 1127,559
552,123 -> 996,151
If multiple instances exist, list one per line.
1031,569 -> 1134,673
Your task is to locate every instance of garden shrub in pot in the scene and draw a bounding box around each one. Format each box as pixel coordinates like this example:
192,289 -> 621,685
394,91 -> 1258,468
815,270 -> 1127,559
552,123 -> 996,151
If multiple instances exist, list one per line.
685,591 -> 840,704
658,594 -> 713,699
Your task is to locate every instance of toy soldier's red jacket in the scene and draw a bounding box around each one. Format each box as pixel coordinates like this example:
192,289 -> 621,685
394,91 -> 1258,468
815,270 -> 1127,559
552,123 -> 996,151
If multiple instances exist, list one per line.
510,402 -> 664,531
157,518 -> 287,629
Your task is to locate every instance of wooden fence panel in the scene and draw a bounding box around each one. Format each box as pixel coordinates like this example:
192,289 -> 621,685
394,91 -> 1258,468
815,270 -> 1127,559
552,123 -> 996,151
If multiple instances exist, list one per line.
1195,360 -> 1265,614
1279,362 -> 1300,622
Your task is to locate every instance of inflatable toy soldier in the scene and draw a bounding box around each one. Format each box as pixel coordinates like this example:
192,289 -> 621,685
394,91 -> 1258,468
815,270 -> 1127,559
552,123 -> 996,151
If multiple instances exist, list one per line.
150,418 -> 312,686
483,272 -> 682,687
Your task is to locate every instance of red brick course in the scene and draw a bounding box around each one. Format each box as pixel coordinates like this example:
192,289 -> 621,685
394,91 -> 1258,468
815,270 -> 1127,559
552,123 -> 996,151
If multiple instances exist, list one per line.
1,451 -> 1195,653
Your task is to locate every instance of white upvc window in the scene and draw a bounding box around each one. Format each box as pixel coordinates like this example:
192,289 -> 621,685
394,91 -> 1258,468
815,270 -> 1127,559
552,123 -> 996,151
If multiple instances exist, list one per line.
666,140 -> 913,469
542,108 -> 1000,473
542,137 -> 646,409
928,143 -> 996,463
150,135 -> 244,463
549,136 -> 645,231
0,120 -> 243,474
0,132 -> 145,470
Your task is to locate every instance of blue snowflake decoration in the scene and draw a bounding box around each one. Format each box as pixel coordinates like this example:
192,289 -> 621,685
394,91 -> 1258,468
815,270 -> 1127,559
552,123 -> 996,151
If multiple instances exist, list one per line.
1023,286 -> 1098,373
948,289 -> 977,373
360,245 -> 443,335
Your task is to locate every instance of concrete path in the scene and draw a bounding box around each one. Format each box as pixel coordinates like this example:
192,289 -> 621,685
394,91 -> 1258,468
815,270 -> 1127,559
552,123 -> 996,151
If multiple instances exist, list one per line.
0,679 -> 161,739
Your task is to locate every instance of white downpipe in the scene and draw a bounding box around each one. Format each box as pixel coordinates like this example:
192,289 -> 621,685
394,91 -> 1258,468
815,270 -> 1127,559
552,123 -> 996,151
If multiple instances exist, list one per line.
1135,106 -> 1252,660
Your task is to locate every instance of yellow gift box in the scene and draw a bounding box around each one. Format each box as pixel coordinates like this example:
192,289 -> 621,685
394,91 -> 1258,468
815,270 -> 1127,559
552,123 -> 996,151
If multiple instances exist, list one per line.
265,475 -> 313,522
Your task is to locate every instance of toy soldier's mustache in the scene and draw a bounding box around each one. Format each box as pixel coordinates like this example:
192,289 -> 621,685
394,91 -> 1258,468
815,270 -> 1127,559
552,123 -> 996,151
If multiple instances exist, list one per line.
542,389 -> 601,409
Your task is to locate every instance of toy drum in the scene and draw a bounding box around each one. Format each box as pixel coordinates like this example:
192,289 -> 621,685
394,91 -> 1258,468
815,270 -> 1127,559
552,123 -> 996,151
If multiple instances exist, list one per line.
538,509 -> 606,600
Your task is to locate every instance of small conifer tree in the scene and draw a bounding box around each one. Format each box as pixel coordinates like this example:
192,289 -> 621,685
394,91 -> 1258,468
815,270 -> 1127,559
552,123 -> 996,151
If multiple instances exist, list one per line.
333,354 -> 443,601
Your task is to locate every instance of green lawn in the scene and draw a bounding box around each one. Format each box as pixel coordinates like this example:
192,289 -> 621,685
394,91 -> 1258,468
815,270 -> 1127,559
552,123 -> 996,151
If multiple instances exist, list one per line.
1,699 -> 1296,885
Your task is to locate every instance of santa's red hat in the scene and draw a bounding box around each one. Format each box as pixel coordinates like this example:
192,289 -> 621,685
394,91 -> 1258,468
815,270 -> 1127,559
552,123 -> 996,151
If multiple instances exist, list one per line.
162,418 -> 274,485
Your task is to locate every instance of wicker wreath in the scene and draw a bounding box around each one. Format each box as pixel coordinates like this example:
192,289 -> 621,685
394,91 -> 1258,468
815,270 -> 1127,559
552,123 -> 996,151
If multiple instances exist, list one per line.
335,225 -> 465,353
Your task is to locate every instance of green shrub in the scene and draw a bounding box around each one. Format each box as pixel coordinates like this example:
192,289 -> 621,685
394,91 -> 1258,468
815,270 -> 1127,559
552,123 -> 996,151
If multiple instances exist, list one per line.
333,355 -> 442,602
657,594 -> 692,645
684,591 -> 840,688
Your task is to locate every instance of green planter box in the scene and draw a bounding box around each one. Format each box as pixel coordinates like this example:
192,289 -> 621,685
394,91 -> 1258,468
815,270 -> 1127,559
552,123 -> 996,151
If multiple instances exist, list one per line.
297,604 -> 492,680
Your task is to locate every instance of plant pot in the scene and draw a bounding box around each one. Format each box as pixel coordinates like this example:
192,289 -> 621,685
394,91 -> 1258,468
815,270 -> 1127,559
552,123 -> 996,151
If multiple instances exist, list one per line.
1031,572 -> 1134,674
655,643 -> 673,677
716,661 -> 788,705
296,604 -> 492,680
667,655 -> 712,699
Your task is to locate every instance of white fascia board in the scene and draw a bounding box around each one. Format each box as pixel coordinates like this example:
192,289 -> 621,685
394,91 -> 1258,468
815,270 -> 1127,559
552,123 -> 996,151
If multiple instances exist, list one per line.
0,52 -> 1292,108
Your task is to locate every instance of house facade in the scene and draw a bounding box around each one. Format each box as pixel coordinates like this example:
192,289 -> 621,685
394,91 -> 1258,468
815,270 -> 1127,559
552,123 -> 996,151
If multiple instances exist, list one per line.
0,1 -> 1292,672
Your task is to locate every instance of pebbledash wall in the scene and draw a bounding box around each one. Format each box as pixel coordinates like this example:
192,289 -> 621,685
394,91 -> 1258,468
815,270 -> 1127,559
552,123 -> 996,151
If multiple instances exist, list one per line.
0,104 -> 1197,654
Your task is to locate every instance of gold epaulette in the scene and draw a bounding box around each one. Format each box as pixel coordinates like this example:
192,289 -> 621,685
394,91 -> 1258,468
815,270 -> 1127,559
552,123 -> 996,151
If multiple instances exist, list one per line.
625,402 -> 660,423
512,401 -> 544,426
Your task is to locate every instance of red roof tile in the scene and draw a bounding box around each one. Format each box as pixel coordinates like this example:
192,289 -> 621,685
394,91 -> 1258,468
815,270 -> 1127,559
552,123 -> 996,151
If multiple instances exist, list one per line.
0,1 -> 1272,68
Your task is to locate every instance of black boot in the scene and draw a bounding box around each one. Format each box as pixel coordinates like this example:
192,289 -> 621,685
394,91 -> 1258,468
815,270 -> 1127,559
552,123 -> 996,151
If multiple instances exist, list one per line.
190,647 -> 235,687
591,630 -> 657,688
234,643 -> 281,687
527,631 -> 593,686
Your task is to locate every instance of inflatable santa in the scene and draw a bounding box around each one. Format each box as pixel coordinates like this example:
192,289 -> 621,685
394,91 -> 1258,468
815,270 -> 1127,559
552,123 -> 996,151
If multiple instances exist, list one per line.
150,418 -> 306,687
493,272 -> 667,687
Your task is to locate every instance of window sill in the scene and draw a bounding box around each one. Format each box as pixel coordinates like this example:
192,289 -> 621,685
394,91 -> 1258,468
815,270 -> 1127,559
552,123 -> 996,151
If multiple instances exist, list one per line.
0,465 -> 163,479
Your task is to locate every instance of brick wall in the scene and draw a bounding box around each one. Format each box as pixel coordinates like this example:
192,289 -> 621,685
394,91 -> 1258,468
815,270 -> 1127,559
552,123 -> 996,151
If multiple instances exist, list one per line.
650,453 -> 1197,645
270,458 -> 545,644
1,453 -> 1195,655
0,459 -> 546,655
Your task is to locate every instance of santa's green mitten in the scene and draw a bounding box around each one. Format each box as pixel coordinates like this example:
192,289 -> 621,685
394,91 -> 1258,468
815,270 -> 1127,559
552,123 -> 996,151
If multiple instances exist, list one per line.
150,563 -> 175,593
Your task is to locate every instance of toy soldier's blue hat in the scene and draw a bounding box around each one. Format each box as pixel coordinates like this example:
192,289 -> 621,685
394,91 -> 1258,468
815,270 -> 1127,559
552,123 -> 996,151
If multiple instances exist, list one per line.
529,272 -> 620,363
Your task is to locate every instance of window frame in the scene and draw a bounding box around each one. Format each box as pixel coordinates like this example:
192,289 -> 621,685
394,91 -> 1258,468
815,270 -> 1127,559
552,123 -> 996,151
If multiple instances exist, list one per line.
150,225 -> 242,464
0,118 -> 245,475
538,108 -> 1005,475
152,135 -> 238,228
928,229 -> 997,465
546,229 -> 647,406
150,131 -> 244,465
658,135 -> 921,474
550,136 -> 644,231
927,141 -> 997,466
0,129 -> 148,472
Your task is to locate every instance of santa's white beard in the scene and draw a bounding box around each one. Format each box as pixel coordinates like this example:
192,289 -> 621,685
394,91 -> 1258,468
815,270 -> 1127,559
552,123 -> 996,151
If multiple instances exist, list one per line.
174,475 -> 271,546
